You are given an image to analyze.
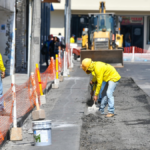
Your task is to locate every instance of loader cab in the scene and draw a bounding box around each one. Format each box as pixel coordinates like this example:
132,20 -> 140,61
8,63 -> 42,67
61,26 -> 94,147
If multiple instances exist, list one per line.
88,13 -> 116,50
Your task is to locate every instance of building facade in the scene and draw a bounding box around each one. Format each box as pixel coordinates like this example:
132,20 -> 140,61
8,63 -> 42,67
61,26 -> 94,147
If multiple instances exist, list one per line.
51,0 -> 150,50
0,0 -> 60,75
0,0 -> 15,75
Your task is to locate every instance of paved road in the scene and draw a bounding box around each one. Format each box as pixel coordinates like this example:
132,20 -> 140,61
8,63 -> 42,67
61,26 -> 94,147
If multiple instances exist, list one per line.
2,61 -> 150,150
80,77 -> 150,150
117,62 -> 150,97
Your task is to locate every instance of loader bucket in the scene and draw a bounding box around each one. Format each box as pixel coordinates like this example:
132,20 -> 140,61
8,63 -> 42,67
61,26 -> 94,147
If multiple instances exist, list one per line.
80,49 -> 123,68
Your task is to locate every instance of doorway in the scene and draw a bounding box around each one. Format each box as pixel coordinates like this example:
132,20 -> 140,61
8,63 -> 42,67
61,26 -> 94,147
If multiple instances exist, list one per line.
71,15 -> 89,41
121,25 -> 143,48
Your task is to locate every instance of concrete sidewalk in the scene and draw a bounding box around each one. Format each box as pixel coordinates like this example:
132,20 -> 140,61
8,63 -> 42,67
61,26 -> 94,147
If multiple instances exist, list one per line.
1,63 -> 52,148
2,61 -> 90,150
2,63 -> 48,94
3,74 -> 29,94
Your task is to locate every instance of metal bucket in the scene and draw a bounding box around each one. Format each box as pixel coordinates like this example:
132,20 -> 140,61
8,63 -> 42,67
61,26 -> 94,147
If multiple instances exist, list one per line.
32,120 -> 51,146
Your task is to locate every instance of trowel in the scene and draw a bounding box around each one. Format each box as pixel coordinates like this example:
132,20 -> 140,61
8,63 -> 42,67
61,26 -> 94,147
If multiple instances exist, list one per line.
87,84 -> 99,114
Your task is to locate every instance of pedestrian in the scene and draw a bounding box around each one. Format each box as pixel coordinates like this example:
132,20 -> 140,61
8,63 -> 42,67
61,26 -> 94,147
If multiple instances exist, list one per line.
0,53 -> 5,112
70,35 -> 75,43
125,29 -> 131,52
44,34 -> 53,67
54,37 -> 61,59
81,58 -> 121,117
49,35 -> 55,59
58,33 -> 62,42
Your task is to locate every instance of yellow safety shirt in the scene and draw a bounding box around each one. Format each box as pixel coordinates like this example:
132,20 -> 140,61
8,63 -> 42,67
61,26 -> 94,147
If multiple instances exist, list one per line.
0,54 -> 6,72
70,37 -> 75,43
87,61 -> 121,96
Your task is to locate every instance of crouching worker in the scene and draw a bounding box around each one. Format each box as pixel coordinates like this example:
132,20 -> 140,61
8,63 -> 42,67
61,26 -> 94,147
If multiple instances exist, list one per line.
82,58 -> 121,118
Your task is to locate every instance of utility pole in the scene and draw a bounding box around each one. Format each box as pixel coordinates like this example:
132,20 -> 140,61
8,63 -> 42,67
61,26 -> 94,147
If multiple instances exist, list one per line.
65,0 -> 71,46
10,0 -> 16,75
30,0 -> 41,73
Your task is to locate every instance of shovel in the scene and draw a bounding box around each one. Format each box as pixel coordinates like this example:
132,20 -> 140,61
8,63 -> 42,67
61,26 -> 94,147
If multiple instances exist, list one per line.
87,84 -> 99,114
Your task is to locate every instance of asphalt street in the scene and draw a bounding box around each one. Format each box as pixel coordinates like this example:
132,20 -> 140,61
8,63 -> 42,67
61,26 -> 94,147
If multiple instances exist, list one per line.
117,62 -> 150,97
2,61 -> 150,150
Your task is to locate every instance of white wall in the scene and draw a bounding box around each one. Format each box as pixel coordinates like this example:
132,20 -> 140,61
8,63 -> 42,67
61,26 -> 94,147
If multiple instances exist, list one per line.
50,10 -> 65,36
0,12 -> 8,56
0,0 -> 15,12
53,0 -> 150,12
0,11 -> 13,75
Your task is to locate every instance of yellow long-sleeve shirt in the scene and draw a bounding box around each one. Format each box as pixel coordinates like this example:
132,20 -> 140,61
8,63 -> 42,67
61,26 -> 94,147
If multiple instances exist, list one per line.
0,54 -> 6,72
70,37 -> 75,43
88,61 -> 121,96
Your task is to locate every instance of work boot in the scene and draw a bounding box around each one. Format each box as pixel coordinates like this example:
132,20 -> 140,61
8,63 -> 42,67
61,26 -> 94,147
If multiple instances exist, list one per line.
105,113 -> 114,118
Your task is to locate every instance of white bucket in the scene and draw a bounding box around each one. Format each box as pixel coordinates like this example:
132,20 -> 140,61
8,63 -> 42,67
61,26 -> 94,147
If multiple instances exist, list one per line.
32,120 -> 51,146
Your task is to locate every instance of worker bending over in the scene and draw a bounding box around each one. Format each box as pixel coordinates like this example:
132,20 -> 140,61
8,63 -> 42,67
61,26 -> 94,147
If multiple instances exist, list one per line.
82,58 -> 121,118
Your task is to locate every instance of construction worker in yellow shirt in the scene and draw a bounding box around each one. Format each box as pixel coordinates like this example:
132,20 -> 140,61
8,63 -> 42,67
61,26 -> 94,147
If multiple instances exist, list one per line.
0,53 -> 5,112
81,58 -> 121,118
70,35 -> 75,43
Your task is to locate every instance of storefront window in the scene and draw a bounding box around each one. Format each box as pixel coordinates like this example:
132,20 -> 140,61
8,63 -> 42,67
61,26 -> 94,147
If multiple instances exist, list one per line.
147,17 -> 150,44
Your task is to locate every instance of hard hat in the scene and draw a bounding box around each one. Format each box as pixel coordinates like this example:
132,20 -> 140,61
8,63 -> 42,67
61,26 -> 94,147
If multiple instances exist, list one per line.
81,58 -> 92,72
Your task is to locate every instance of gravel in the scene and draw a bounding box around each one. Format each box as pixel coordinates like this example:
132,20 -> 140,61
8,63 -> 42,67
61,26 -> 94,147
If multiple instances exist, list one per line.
80,77 -> 150,150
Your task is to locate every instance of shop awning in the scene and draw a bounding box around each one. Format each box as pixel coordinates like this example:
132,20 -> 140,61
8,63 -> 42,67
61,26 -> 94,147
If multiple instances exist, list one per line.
41,0 -> 61,3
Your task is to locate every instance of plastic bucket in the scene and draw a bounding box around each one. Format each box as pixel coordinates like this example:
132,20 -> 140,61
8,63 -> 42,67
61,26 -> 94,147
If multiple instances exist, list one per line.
32,120 -> 51,146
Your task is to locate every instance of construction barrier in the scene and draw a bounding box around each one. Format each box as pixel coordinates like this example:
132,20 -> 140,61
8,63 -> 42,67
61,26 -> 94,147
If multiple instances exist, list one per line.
66,44 -> 71,68
58,52 -> 63,73
73,48 -> 81,56
123,46 -> 150,53
123,46 -> 150,62
0,50 -> 68,145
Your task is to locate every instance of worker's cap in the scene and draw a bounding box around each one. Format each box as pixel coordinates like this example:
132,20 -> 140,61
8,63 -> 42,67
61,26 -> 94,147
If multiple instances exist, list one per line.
81,58 -> 92,74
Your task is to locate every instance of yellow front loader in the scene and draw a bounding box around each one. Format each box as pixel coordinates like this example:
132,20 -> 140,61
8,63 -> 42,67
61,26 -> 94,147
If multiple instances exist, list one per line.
81,2 -> 124,68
